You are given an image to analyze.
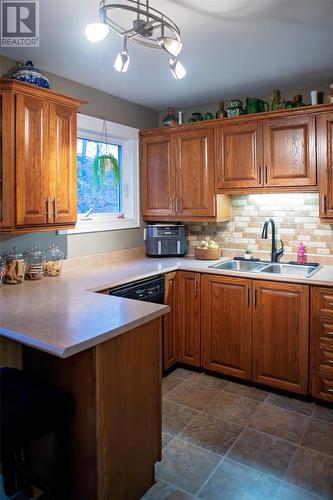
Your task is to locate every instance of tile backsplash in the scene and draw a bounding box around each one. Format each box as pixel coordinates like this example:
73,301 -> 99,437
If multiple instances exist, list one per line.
187,193 -> 333,260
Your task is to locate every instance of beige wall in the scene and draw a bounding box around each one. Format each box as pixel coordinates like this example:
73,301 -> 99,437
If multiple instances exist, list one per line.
187,193 -> 333,261
158,82 -> 331,125
0,55 -> 156,258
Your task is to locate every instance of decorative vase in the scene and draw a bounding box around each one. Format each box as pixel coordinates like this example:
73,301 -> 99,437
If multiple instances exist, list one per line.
204,112 -> 214,120
10,61 -> 50,89
293,94 -> 305,107
271,89 -> 281,111
162,107 -> 177,127
216,101 -> 227,119
178,111 -> 184,125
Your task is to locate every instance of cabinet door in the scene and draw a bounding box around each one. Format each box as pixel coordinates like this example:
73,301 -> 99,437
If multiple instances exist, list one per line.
201,275 -> 252,380
215,122 -> 263,189
16,94 -> 50,226
253,281 -> 309,394
317,113 -> 333,221
177,271 -> 201,367
176,128 -> 215,216
50,103 -> 77,224
141,134 -> 175,217
163,272 -> 178,371
263,115 -> 317,187
0,91 -> 15,229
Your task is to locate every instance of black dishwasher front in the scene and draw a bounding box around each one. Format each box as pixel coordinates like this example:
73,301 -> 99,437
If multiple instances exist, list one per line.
108,275 -> 164,304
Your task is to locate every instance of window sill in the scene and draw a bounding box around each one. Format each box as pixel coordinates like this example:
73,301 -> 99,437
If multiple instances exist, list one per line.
57,218 -> 140,235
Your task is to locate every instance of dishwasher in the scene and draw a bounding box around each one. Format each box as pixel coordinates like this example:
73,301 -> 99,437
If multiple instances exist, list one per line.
108,275 -> 164,304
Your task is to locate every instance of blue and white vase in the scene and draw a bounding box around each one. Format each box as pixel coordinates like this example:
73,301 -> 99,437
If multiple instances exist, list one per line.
10,61 -> 50,89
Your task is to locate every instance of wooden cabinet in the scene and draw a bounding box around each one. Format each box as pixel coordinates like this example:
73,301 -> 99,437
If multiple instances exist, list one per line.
163,272 -> 178,370
217,114 -> 317,192
215,121 -> 263,189
140,134 -> 175,218
201,275 -> 252,380
175,128 -> 215,217
0,79 -> 84,232
311,287 -> 333,402
252,281 -> 309,394
177,271 -> 201,367
317,112 -> 333,222
140,128 -> 230,222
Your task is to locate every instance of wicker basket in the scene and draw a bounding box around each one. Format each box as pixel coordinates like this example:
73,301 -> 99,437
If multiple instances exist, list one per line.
194,247 -> 222,260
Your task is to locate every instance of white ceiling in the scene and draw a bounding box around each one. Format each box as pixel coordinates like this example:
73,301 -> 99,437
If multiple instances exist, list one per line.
3,0 -> 333,110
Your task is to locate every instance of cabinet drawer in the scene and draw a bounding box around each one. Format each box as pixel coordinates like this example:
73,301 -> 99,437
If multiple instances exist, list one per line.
318,343 -> 333,373
311,372 -> 333,402
312,287 -> 333,317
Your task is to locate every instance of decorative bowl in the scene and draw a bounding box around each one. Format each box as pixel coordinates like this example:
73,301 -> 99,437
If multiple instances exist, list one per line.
194,247 -> 222,260
10,61 -> 50,89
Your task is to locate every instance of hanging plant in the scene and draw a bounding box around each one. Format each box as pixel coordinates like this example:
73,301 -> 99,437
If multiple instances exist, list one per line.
92,120 -> 120,190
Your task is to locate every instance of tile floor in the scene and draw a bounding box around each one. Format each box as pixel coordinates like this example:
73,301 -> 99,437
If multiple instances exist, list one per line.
142,368 -> 333,500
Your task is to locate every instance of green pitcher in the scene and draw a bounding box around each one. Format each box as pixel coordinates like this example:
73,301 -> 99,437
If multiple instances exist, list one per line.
245,97 -> 269,114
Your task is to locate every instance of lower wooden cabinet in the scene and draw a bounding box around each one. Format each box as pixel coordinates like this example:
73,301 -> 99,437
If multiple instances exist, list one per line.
163,272 -> 178,370
252,281 -> 309,395
201,275 -> 252,380
177,271 -> 201,367
311,287 -> 333,402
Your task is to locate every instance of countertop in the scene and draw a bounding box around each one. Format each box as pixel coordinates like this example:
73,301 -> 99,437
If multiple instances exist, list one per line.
1,253 -> 333,359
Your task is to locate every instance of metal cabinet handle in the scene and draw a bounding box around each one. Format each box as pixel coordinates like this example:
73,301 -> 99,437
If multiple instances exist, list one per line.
328,388 -> 333,393
53,197 -> 58,222
253,288 -> 257,307
258,166 -> 262,185
322,194 -> 327,214
265,166 -> 268,184
175,196 -> 178,213
195,279 -> 199,297
46,196 -> 51,223
246,286 -> 250,307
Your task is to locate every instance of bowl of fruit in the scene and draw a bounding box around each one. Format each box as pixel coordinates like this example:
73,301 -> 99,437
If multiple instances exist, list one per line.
194,240 -> 222,260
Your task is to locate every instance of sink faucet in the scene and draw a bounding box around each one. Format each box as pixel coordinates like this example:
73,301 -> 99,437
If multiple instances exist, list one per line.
261,218 -> 284,262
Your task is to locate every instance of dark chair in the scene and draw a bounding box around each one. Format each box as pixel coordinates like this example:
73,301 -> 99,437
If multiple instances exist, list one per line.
0,367 -> 74,500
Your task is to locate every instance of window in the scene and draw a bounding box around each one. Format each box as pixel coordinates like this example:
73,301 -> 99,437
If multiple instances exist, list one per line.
60,114 -> 140,234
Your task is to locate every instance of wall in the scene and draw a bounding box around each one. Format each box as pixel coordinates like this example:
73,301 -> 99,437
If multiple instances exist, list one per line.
158,82 -> 331,125
187,193 -> 333,260
0,55 -> 157,258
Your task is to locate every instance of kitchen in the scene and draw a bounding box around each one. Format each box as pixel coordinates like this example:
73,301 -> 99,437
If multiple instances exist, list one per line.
0,0 -> 333,499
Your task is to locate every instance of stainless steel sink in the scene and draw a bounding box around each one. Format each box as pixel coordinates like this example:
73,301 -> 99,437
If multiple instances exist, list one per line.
209,260 -> 268,272
209,259 -> 321,278
259,263 -> 320,278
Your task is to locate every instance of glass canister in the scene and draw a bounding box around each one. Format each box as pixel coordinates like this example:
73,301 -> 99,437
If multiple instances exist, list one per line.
0,256 -> 6,287
4,247 -> 26,285
24,245 -> 46,280
44,243 -> 64,277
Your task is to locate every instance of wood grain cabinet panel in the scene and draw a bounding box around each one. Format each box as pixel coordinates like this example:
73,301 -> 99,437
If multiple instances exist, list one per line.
317,112 -> 333,221
141,134 -> 175,218
216,122 -> 263,189
201,275 -> 252,380
176,128 -> 215,216
263,115 -> 317,187
163,272 -> 178,370
15,94 -> 50,226
177,271 -> 201,367
252,281 -> 309,394
50,103 -> 77,224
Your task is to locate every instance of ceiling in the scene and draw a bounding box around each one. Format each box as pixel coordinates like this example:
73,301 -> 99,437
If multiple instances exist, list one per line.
3,0 -> 333,110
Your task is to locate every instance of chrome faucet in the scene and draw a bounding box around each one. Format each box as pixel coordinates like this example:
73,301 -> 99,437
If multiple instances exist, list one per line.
261,218 -> 284,262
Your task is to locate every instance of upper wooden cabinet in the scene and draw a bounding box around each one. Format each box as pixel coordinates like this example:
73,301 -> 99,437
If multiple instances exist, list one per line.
141,134 -> 175,218
0,80 -> 84,232
252,280 -> 309,395
215,121 -> 263,189
175,128 -> 215,217
140,128 -> 230,222
216,114 -> 317,191
317,112 -> 333,222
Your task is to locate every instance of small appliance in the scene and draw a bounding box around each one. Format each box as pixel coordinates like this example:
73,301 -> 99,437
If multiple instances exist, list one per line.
145,224 -> 187,257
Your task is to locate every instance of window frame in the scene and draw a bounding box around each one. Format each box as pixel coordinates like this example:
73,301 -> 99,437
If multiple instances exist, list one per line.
59,114 -> 140,235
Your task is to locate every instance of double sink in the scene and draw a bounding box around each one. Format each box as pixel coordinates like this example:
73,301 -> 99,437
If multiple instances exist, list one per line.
209,259 -> 321,278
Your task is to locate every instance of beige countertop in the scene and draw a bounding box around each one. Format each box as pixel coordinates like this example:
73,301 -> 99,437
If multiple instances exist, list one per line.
1,251 -> 333,359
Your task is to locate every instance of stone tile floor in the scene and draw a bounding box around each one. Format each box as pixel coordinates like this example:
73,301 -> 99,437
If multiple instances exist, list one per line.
142,368 -> 333,500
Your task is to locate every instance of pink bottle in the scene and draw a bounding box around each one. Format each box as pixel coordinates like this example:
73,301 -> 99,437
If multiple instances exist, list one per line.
297,241 -> 306,264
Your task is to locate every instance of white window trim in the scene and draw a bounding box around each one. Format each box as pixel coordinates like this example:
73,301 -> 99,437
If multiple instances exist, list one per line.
58,114 -> 140,235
